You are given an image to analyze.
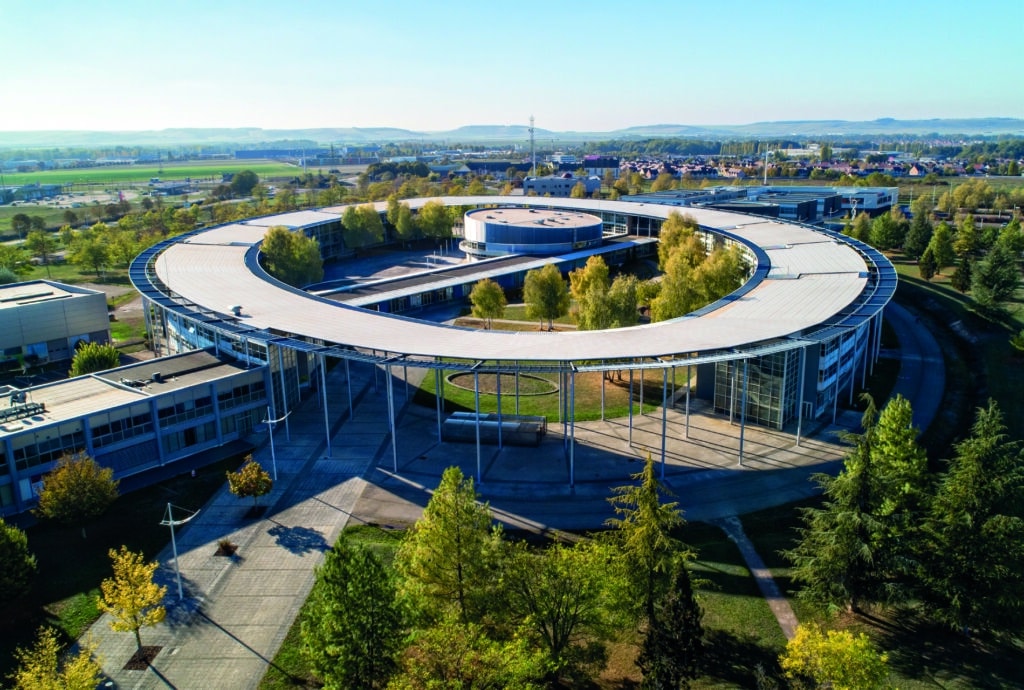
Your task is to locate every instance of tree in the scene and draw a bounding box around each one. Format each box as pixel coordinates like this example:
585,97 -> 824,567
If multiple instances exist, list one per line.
785,399 -> 883,614
11,213 -> 32,239
523,263 -> 569,331
416,200 -> 453,239
650,249 -> 700,322
0,267 -> 17,285
972,240 -> 1020,312
69,341 -> 120,377
606,453 -> 688,624
23,230 -> 57,278
650,172 -> 676,192
845,212 -> 872,244
226,456 -> 273,506
229,170 -> 259,197
10,626 -> 102,690
341,204 -> 385,247
395,466 -> 502,625
950,258 -> 973,293
903,214 -> 933,260
34,452 -> 119,536
469,277 -> 506,329
0,518 -> 36,605
98,546 -> 167,653
780,624 -> 889,690
391,616 -> 545,689
607,274 -> 640,328
868,212 -> 900,250
570,181 -> 587,198
919,400 -> 1024,635
927,222 -> 956,273
953,214 -> 979,258
67,235 -> 109,277
0,244 -> 33,276
260,225 -> 324,287
394,202 -> 416,243
569,255 -> 612,330
302,538 -> 404,690
503,540 -> 615,676
918,246 -> 937,281
637,559 -> 704,690
657,212 -> 701,270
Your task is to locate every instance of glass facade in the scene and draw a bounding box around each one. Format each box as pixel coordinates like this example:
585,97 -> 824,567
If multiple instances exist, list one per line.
713,350 -> 800,429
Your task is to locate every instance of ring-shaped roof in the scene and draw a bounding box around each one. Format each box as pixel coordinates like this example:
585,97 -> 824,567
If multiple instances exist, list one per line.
147,196 -> 882,363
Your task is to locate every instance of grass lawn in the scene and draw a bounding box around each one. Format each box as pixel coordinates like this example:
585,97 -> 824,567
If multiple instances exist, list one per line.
890,251 -> 1024,444
0,161 -> 301,188
0,452 -> 251,679
414,363 -> 690,421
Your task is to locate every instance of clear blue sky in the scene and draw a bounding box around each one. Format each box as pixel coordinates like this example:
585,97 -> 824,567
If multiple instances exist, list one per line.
1,0 -> 1021,133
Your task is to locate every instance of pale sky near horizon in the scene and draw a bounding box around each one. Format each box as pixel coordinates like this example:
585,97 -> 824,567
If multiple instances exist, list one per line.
1,0 -> 1021,133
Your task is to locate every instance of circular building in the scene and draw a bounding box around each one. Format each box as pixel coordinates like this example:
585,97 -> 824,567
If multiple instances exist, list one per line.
461,207 -> 603,260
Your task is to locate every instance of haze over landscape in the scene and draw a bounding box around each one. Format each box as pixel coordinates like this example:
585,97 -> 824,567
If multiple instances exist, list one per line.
1,0 -> 1021,140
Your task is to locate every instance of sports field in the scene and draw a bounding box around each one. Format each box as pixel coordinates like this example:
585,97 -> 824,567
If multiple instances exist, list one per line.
0,160 -> 306,188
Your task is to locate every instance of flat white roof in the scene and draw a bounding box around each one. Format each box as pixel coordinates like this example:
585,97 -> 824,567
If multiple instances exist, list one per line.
153,197 -> 870,363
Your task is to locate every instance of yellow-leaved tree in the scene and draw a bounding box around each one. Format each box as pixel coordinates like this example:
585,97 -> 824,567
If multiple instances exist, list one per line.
10,626 -> 102,690
780,623 -> 889,690
226,456 -> 273,507
98,546 -> 167,653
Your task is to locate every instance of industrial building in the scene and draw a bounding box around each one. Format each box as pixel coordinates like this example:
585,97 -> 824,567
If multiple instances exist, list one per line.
0,281 -> 110,371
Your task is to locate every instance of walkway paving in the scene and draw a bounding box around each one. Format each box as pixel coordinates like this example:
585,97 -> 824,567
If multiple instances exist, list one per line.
85,300 -> 942,687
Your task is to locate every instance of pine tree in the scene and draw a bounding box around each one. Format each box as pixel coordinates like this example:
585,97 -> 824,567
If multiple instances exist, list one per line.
395,466 -> 502,625
638,560 -> 704,689
302,538 -> 404,689
950,258 -> 973,293
606,454 -> 689,624
919,400 -> 1024,635
918,247 -> 937,281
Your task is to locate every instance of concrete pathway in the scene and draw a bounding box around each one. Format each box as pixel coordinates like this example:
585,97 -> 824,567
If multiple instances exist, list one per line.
712,516 -> 799,640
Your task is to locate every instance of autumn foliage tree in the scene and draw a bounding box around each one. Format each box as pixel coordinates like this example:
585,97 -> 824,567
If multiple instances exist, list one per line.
260,225 -> 324,288
10,626 -> 102,690
98,546 -> 167,653
780,624 -> 890,690
226,456 -> 273,507
34,452 -> 119,536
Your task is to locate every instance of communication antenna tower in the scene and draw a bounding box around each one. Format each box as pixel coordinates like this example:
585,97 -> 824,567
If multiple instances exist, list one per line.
529,115 -> 536,177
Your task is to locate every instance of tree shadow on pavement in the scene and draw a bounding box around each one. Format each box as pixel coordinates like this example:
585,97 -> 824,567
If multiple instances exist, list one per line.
699,629 -> 782,688
266,522 -> 329,555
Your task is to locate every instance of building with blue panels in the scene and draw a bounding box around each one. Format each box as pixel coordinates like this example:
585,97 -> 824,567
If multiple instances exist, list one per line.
461,207 -> 604,259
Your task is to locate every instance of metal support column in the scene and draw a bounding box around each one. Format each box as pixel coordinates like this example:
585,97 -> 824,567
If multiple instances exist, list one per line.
600,360 -> 606,420
345,358 -> 353,421
739,359 -> 749,466
386,364 -> 397,472
628,368 -> 634,445
320,353 -> 331,457
277,346 -> 290,441
514,362 -> 520,416
435,367 -> 443,443
569,369 -> 576,488
661,367 -> 668,479
496,368 -> 503,450
474,370 -> 482,484
685,364 -> 691,439
796,346 -> 807,446
730,361 -> 739,424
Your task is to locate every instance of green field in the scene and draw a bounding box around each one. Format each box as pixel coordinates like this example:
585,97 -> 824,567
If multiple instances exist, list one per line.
1,160 -> 305,188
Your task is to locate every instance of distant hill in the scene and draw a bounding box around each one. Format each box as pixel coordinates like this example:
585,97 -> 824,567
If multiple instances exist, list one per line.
1,118 -> 1022,149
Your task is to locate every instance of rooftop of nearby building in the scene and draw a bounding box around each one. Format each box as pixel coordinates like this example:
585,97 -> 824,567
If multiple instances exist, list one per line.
465,207 -> 602,228
0,350 -> 259,436
0,280 -> 103,310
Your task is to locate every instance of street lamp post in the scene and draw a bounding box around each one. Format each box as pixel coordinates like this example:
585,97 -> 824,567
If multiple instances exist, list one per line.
160,503 -> 200,601
261,406 -> 292,481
